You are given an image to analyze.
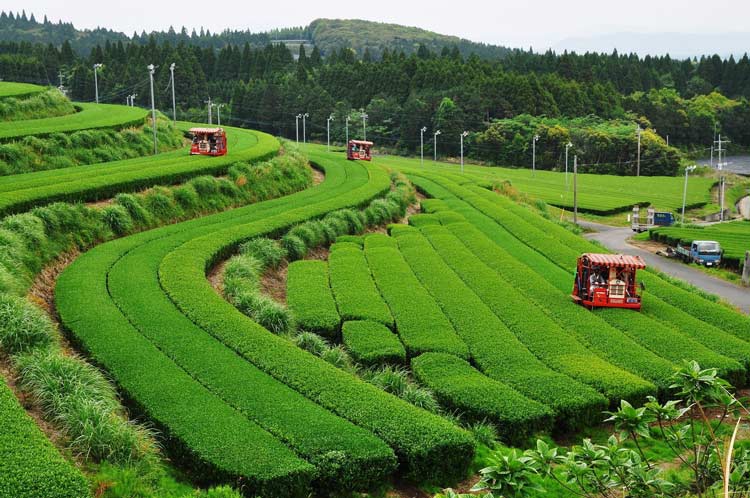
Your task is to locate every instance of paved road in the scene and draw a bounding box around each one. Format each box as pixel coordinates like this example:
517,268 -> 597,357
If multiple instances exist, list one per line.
579,220 -> 750,314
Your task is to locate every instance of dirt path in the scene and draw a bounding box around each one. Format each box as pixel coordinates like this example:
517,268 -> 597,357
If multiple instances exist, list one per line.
579,220 -> 750,314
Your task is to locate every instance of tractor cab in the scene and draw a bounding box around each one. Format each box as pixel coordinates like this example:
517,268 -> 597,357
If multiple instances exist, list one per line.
189,127 -> 227,156
347,140 -> 373,161
572,253 -> 646,310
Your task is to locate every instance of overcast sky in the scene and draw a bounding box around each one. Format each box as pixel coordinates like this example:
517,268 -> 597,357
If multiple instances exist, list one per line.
16,0 -> 750,50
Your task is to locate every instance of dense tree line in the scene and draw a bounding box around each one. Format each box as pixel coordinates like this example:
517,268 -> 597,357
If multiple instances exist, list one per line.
2,26 -> 750,174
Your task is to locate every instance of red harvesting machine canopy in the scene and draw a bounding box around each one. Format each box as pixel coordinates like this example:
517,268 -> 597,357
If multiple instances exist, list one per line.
190,127 -> 227,156
571,253 -> 646,310
347,140 -> 373,161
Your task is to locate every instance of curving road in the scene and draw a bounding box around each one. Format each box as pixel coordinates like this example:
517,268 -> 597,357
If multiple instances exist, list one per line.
579,221 -> 750,314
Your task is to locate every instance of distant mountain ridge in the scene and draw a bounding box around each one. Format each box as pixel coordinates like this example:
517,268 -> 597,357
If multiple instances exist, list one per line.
0,11 -> 511,59
554,32 -> 750,59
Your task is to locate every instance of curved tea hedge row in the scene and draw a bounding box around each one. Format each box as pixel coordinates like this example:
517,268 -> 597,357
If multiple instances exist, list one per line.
287,260 -> 340,336
0,380 -> 90,498
411,352 -> 554,444
58,153 -> 474,494
0,124 -> 279,216
328,246 -> 394,327
342,320 -> 406,366
0,102 -> 147,140
0,81 -> 46,99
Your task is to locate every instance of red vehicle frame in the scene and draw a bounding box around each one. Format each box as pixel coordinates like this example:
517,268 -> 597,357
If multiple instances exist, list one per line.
347,140 -> 373,161
571,253 -> 645,310
190,127 -> 227,156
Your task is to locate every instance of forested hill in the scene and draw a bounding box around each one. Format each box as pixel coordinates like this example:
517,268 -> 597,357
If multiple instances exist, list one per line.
0,11 -> 510,59
307,19 -> 511,59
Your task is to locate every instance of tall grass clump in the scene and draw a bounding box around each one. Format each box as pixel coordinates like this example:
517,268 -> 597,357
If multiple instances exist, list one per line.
0,88 -> 75,121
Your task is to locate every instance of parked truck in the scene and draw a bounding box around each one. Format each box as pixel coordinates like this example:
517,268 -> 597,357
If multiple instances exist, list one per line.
631,206 -> 675,232
675,240 -> 722,267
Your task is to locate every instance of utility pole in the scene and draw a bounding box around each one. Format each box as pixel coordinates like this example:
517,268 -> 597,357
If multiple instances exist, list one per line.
93,63 -> 102,103
213,103 -> 225,127
147,64 -> 158,155
532,134 -> 539,176
131,94 -> 137,107
303,113 -> 309,144
345,116 -> 350,145
204,97 -> 213,124
636,124 -> 642,176
420,127 -> 427,167
681,165 -> 697,224
460,131 -> 469,173
710,121 -> 718,168
565,142 -> 572,191
361,113 -> 368,141
715,134 -> 729,221
295,114 -> 301,143
327,114 -> 334,151
573,155 -> 578,224
433,130 -> 441,162
169,63 -> 176,122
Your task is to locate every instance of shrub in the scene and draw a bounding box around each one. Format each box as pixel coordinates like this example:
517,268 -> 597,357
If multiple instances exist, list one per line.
281,234 -> 307,261
293,332 -> 329,356
115,194 -> 152,227
240,238 -> 287,269
101,205 -> 134,236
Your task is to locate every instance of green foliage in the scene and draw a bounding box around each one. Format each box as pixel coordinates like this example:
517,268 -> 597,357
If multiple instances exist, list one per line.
0,379 -> 90,498
287,260 -> 340,336
474,114 -> 681,176
342,320 -> 406,366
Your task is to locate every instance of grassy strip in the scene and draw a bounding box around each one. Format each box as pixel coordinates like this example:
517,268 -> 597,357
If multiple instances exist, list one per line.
0,82 -> 46,98
329,246 -> 394,327
158,154 -> 474,484
0,379 -> 90,498
363,239 -> 470,359
0,87 -> 75,122
0,116 -> 184,175
342,320 -> 406,366
390,226 -> 607,428
287,260 -> 341,337
0,102 -> 147,140
0,124 -> 279,216
411,352 -> 554,445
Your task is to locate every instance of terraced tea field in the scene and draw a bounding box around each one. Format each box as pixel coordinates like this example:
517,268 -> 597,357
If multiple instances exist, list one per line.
1,83 -> 749,497
649,220 -> 750,269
